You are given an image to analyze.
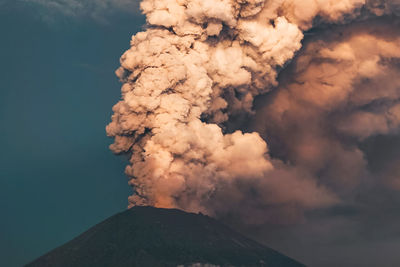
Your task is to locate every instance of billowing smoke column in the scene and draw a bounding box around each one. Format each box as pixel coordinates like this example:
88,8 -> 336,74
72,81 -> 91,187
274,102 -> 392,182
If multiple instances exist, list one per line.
107,0 -> 400,224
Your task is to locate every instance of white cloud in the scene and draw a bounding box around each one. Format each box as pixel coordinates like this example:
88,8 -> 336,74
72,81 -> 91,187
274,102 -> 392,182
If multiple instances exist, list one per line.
21,0 -> 141,21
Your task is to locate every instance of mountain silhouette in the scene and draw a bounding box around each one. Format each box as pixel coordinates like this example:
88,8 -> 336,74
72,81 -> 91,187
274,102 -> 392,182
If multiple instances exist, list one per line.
26,206 -> 305,267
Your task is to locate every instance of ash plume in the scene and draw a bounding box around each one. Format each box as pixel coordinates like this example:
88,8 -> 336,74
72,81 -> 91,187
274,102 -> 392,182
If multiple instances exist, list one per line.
107,0 -> 400,224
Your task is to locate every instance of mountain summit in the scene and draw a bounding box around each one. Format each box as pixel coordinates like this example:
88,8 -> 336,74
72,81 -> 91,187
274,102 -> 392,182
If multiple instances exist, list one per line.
26,206 -> 305,267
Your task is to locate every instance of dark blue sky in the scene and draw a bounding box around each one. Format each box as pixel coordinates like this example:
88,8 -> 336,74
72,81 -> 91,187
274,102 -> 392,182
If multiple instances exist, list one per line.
0,2 -> 144,266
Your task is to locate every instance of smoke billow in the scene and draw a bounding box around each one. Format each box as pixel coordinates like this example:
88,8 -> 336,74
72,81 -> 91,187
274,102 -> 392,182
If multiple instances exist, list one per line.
107,0 -> 400,224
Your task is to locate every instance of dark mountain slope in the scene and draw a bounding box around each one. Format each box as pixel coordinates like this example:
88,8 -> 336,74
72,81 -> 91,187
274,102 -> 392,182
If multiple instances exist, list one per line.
26,206 -> 305,267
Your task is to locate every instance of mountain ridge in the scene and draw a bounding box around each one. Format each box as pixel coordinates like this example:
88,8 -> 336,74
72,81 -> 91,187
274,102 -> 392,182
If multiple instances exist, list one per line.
26,206 -> 305,267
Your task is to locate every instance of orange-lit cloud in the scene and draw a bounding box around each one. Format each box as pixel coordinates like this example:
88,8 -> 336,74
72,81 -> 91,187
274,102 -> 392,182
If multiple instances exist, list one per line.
107,0 -> 400,224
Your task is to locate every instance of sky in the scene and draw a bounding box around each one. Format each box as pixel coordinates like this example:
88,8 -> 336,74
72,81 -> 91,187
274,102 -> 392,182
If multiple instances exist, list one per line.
0,1 -> 144,266
1,1 -> 400,267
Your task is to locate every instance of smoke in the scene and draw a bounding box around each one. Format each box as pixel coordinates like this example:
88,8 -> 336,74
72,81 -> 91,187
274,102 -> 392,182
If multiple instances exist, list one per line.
253,17 -> 400,194
107,0 -> 400,224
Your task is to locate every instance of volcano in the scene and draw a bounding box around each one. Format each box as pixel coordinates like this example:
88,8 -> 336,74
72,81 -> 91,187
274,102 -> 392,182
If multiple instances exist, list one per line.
26,206 -> 304,267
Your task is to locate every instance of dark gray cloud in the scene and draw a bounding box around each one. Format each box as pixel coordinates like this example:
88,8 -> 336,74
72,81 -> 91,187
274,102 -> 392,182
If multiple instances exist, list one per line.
251,17 -> 400,196
19,0 -> 141,22
237,17 -> 400,266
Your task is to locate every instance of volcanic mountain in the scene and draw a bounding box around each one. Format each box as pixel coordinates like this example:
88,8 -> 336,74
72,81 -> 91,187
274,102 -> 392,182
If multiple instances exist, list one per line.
26,206 -> 305,267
